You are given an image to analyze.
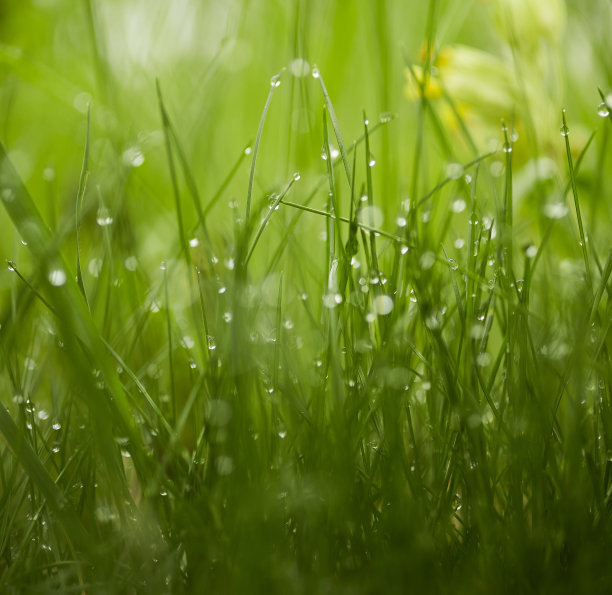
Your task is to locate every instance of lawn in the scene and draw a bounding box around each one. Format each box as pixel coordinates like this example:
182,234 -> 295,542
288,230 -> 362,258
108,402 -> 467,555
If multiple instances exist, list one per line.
1,0 -> 612,592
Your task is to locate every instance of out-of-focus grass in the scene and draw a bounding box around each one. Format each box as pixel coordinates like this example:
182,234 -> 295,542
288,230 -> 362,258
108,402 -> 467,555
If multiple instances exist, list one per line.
1,0 -> 612,592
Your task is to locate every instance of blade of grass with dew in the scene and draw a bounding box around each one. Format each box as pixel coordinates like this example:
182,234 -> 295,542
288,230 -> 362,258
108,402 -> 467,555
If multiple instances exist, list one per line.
245,173 -> 299,264
562,108 -> 593,293
0,403 -> 97,559
0,144 -> 153,491
75,104 -> 90,306
246,71 -> 283,222
312,66 -> 353,187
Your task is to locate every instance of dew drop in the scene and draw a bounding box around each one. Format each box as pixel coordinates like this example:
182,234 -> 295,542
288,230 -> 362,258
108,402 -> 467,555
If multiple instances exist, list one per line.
223,312 -> 233,323
122,146 -> 145,167
419,251 -> 436,270
543,202 -> 568,219
87,258 -> 103,278
446,162 -> 464,180
124,255 -> 138,271
96,206 -> 113,226
244,146 -> 253,155
357,205 -> 384,228
322,293 -> 342,308
189,237 -> 199,248
476,352 -> 491,367
289,58 -> 310,77
293,171 -> 301,181
207,335 -> 216,350
560,124 -> 569,137
451,198 -> 466,213
597,102 -> 610,118
373,294 -> 394,315
270,74 -> 281,87
311,66 -> 320,79
181,335 -> 195,349
48,269 -> 66,287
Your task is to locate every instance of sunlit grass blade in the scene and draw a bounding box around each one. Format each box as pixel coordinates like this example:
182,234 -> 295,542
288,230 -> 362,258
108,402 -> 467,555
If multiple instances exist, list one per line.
75,105 -> 90,306
561,108 -> 592,293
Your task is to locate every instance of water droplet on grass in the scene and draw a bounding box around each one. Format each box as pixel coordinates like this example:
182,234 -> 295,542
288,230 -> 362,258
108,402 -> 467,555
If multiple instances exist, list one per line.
88,258 -> 102,277
419,251 -> 436,270
357,205 -> 384,228
476,352 -> 491,367
73,91 -> 91,114
48,269 -> 66,286
189,237 -> 199,247
373,294 -> 394,315
560,124 -> 569,137
270,74 -> 281,87
289,58 -> 310,77
311,65 -> 320,78
181,336 -> 195,349
489,161 -> 504,177
451,198 -> 466,213
446,162 -> 464,180
124,255 -> 138,271
323,293 -> 342,308
597,102 -> 610,118
96,207 -> 113,226
223,312 -> 232,323
543,202 -> 568,219
122,146 -> 145,167
207,336 -> 216,350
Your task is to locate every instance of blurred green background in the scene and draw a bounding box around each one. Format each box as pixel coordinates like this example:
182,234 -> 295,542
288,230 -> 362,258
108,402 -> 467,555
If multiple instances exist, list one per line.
1,0 -> 609,278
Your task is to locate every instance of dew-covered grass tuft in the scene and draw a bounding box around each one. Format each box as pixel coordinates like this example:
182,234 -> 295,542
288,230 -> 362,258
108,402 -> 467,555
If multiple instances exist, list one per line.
1,0 -> 612,593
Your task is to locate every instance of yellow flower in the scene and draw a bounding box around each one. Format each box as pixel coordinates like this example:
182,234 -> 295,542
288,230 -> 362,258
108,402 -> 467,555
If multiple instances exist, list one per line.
404,0 -> 574,161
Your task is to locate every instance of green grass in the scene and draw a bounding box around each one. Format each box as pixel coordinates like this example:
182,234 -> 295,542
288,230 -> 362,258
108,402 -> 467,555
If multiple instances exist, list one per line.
1,0 -> 612,593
